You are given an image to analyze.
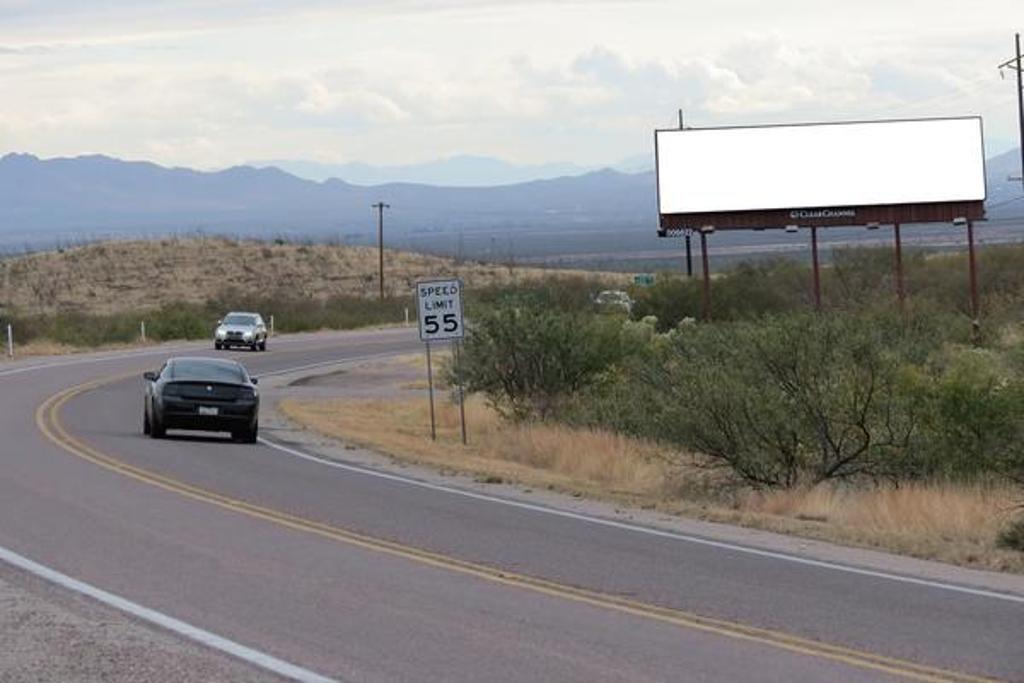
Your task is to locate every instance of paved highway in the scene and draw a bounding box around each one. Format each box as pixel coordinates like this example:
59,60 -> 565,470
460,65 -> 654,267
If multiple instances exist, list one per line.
1,328 -> 1022,682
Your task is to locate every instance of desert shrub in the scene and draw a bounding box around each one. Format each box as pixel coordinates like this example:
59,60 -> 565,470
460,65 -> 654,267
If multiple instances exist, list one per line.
145,303 -> 213,341
630,260 -> 808,331
629,276 -> 701,332
470,275 -> 612,316
459,305 -> 627,420
48,311 -> 139,346
997,517 -> 1024,552
587,313 -> 939,488
204,290 -> 409,334
911,347 -> 1024,480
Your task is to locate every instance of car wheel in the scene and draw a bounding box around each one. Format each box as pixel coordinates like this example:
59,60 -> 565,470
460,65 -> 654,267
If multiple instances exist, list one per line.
215,341 -> 222,350
259,339 -> 267,352
234,421 -> 258,444
150,411 -> 166,438
143,408 -> 151,435
250,341 -> 258,351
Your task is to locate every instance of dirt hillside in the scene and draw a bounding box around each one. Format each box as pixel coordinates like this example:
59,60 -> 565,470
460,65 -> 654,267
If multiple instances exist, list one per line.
0,237 -> 622,315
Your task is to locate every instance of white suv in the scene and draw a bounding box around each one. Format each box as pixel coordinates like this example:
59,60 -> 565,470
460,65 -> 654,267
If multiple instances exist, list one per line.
214,312 -> 268,351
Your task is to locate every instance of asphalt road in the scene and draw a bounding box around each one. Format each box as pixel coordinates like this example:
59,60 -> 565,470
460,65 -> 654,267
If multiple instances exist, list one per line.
1,328 -> 1022,682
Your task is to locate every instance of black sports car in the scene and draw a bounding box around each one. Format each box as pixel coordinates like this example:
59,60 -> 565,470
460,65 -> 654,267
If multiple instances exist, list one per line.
143,357 -> 260,442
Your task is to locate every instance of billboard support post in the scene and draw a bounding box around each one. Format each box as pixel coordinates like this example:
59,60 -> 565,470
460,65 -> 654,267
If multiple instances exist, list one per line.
810,226 -> 822,310
967,219 -> 980,336
684,231 -> 693,277
700,229 -> 711,320
893,223 -> 905,309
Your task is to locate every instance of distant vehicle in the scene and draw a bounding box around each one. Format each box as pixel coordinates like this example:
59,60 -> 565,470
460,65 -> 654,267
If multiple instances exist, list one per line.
143,357 -> 260,443
214,312 -> 267,351
594,290 -> 634,313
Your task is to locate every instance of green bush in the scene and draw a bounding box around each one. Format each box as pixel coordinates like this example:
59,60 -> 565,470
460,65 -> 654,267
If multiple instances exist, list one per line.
663,314 -> 928,487
459,304 -> 626,420
912,347 -> 1024,480
470,275 -> 612,316
4,294 -> 409,349
146,303 -> 214,341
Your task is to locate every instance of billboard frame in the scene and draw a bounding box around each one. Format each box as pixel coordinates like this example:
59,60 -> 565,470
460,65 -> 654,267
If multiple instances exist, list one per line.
653,115 -> 988,327
654,115 -> 987,234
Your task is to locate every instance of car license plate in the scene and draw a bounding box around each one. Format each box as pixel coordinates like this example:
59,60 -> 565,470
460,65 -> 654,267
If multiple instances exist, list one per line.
198,406 -> 219,416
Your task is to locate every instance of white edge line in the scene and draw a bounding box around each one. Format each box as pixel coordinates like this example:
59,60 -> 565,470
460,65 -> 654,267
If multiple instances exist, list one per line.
258,437 -> 1024,606
256,351 -> 403,379
0,544 -> 339,683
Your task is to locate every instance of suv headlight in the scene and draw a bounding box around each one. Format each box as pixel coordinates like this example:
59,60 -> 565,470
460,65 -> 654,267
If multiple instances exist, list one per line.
216,327 -> 226,339
243,331 -> 253,340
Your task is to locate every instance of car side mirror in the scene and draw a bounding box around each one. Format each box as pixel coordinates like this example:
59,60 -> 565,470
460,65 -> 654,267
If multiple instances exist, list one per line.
250,377 -> 259,385
143,371 -> 158,381
216,319 -> 222,326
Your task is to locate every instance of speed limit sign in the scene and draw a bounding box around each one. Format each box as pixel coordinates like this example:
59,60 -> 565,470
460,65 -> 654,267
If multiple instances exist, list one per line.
416,279 -> 464,342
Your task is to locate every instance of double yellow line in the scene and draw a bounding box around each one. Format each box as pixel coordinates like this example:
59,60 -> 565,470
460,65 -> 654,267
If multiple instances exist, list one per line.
36,378 -> 999,683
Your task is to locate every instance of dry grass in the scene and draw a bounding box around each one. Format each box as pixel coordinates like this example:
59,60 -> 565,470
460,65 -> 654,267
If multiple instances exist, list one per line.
281,392 -> 1024,572
0,237 -> 625,315
0,338 -> 154,361
280,395 -> 676,501
740,484 -> 1024,570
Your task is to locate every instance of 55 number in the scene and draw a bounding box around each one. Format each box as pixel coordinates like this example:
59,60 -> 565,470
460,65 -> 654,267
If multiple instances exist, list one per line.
423,313 -> 459,335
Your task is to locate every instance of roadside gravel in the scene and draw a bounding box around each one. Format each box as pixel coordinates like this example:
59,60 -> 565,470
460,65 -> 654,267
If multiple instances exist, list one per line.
0,562 -> 279,682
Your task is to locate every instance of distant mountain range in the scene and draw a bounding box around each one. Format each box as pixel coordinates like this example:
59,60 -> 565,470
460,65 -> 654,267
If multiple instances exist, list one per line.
0,149 -> 1020,258
248,154 -> 654,186
0,153 -> 655,249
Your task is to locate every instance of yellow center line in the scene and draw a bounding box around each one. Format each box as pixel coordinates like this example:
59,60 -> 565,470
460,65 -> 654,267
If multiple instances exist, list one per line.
34,378 -> 1001,683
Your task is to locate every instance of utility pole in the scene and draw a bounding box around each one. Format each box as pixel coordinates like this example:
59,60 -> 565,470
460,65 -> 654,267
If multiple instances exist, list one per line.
998,32 -> 1024,189
678,111 -> 693,277
372,202 -> 390,300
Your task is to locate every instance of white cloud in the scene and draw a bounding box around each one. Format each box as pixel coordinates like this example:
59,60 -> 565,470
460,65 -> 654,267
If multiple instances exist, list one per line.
0,1 -> 1019,167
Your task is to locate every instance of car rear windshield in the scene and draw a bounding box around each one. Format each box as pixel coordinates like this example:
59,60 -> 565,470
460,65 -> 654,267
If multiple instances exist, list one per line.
169,360 -> 248,383
223,314 -> 256,325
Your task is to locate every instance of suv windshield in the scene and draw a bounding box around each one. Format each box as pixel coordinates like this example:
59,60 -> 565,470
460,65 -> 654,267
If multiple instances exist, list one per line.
223,315 -> 256,326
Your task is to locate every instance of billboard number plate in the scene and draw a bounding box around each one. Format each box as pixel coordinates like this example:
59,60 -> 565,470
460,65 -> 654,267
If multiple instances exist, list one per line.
417,279 -> 464,342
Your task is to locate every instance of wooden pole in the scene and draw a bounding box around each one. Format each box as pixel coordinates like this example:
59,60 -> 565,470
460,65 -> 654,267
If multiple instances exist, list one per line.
810,226 -> 822,310
967,219 -> 980,337
700,229 -> 711,321
893,222 -> 905,309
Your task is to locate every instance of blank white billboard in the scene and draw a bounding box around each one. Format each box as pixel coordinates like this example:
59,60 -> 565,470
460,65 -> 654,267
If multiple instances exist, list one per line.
656,117 -> 986,215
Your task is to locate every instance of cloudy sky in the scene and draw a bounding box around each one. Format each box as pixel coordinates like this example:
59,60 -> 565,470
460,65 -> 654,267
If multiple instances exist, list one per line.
0,0 -> 1021,169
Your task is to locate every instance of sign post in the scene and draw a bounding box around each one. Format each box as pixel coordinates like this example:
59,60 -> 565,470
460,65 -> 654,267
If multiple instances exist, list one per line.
6,324 -> 12,359
416,279 -> 466,444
